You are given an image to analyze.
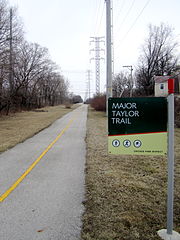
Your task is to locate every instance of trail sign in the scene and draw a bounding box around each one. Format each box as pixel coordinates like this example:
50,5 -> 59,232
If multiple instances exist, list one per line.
108,97 -> 168,155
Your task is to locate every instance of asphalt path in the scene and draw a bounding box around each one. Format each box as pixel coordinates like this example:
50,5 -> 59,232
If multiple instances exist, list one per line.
0,104 -> 87,240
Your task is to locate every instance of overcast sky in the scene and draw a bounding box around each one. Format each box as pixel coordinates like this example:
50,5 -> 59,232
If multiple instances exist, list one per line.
8,0 -> 180,99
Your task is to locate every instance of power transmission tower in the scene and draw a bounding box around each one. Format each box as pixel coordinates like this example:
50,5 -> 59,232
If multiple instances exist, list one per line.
87,70 -> 92,99
90,37 -> 105,94
85,70 -> 92,101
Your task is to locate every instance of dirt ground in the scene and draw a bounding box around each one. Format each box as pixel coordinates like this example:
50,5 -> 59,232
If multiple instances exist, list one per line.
81,108 -> 180,240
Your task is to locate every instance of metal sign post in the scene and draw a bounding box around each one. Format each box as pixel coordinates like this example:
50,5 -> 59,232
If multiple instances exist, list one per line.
167,79 -> 175,235
158,79 -> 180,240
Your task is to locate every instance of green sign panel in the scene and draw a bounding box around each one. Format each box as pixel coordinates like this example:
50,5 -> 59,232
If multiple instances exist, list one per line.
108,97 -> 168,155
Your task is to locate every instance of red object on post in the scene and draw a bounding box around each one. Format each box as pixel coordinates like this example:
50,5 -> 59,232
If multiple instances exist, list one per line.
168,78 -> 175,94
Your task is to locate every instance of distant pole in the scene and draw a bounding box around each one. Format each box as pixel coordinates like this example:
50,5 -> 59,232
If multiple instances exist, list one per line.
87,70 -> 91,99
130,66 -> 133,97
105,0 -> 112,115
9,8 -> 13,93
88,71 -> 91,100
85,70 -> 92,102
123,65 -> 133,97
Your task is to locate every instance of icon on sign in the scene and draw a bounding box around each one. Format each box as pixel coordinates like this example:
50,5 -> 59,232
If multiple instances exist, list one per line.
133,140 -> 142,148
112,139 -> 120,147
123,140 -> 131,148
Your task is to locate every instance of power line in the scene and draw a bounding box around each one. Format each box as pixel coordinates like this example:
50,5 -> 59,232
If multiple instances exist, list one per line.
113,0 -> 126,24
117,0 -> 152,45
93,0 -> 104,36
113,0 -> 152,63
89,0 -> 101,37
96,2 -> 105,35
114,0 -> 136,33
62,70 -> 87,74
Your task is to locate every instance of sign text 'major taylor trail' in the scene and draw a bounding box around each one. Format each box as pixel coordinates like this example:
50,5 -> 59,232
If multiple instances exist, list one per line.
111,102 -> 140,124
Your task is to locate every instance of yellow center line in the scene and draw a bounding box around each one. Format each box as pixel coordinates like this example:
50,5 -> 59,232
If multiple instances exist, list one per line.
0,118 -> 75,202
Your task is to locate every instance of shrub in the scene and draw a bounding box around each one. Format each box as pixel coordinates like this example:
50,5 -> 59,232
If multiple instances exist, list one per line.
64,103 -> 72,109
91,94 -> 106,112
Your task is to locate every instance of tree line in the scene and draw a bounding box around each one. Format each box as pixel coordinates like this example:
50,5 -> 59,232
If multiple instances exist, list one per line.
113,23 -> 179,97
0,0 -> 71,115
90,22 -> 180,127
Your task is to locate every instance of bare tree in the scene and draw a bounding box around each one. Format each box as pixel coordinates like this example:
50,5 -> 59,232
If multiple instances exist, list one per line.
0,1 -> 69,114
0,1 -> 24,113
136,23 -> 179,95
112,71 -> 131,97
12,41 -> 69,109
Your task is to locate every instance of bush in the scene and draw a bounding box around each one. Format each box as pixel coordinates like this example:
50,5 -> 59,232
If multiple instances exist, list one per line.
91,94 -> 106,112
64,103 -> 72,109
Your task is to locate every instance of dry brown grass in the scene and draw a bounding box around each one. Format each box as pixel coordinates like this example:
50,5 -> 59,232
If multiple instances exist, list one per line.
0,104 -> 78,152
82,108 -> 180,240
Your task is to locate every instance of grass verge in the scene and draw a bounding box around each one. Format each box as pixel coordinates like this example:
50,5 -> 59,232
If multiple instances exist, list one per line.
0,104 -> 77,152
82,108 -> 180,240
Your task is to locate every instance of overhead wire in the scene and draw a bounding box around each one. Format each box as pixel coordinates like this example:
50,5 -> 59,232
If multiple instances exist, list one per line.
89,0 -> 106,96
88,0 -> 107,96
118,0 -> 152,44
62,70 -> 87,74
113,0 -> 126,24
89,0 -> 100,36
96,1 -> 105,35
93,0 -> 104,36
64,2 -> 103,98
114,0 -> 136,33
114,0 -> 152,62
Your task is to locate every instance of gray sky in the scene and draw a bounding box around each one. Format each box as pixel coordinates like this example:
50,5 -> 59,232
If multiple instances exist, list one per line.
8,0 -> 180,99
